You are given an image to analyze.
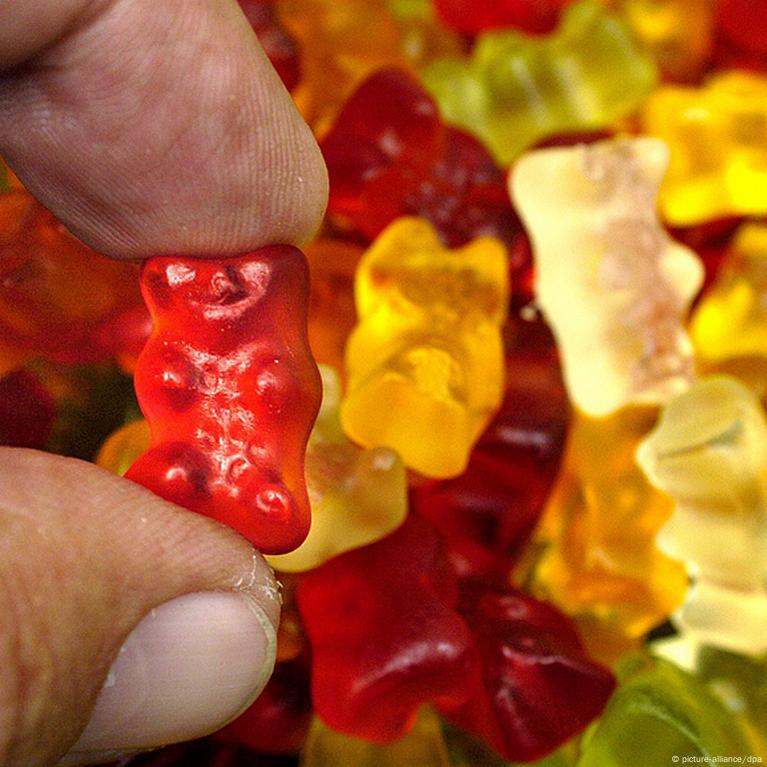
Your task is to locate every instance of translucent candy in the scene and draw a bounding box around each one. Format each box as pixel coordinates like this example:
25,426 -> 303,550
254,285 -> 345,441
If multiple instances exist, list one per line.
511,136 -> 703,416
341,217 -> 508,478
637,375 -> 767,655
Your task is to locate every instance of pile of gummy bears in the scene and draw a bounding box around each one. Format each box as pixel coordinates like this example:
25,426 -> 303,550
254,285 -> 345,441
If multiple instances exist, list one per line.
2,0 -> 767,764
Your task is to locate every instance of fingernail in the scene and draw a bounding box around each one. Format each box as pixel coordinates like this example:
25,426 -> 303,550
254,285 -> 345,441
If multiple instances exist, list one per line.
61,591 -> 276,762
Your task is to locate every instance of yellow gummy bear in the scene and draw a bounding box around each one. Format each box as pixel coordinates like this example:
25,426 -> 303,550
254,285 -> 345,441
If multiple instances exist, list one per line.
529,407 -> 688,654
691,224 -> 767,363
643,71 -> 767,226
421,0 -> 657,165
637,376 -> 767,656
301,707 -> 450,767
267,366 -> 408,573
341,217 -> 508,479
511,136 -> 703,417
95,418 -> 151,477
616,0 -> 715,82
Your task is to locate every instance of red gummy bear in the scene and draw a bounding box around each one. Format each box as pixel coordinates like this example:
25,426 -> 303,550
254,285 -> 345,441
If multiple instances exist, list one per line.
435,0 -> 571,35
321,69 -> 523,256
238,0 -> 301,91
413,313 -> 569,583
215,655 -> 313,754
126,248 -> 321,554
296,515 -> 476,742
441,583 -> 616,763
715,0 -> 767,70
0,369 -> 56,449
0,187 -> 146,365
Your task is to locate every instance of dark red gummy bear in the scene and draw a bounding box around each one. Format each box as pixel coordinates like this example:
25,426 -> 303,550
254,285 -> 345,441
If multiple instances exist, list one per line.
715,0 -> 767,70
238,0 -> 301,91
321,69 -> 524,258
435,0 -> 572,35
441,583 -> 616,763
0,369 -> 55,448
413,311 -> 569,584
126,248 -> 321,555
297,515 -> 477,742
215,655 -> 313,754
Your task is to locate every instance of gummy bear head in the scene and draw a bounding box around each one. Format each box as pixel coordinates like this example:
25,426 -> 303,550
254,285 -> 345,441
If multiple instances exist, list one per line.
637,376 -> 767,515
140,253 -> 286,351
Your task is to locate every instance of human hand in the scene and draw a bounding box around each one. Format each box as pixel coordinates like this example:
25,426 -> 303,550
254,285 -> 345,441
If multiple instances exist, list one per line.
0,1 -> 327,765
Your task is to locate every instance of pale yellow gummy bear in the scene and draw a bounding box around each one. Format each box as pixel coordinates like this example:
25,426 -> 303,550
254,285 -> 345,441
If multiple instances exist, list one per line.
691,224 -> 767,363
267,366 -> 407,572
637,375 -> 767,656
511,136 -> 703,417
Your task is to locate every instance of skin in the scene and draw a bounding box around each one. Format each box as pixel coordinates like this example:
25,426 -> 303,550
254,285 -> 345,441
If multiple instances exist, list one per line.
0,1 -> 328,765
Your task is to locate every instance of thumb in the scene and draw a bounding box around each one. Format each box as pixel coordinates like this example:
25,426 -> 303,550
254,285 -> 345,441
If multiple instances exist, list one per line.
0,448 -> 280,767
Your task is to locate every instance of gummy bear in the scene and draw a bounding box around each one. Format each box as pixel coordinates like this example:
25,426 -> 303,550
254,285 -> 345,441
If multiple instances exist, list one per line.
412,314 -> 569,583
341,217 -> 509,479
214,654 -> 313,754
577,654 -> 755,766
529,407 -> 688,656
305,237 -> 361,371
0,368 -> 55,449
125,249 -> 321,555
434,0 -> 571,35
694,645 -> 767,760
238,0 -> 300,91
276,0 -> 460,134
714,0 -> 767,71
0,186 -> 145,367
637,375 -> 767,656
511,136 -> 703,417
321,68 -> 524,257
296,514 -> 476,742
616,0 -> 715,82
444,724 -> 577,767
266,366 -> 407,572
643,71 -> 767,226
301,708 -> 450,767
96,418 -> 151,477
691,224 -> 767,363
440,583 -> 615,763
422,0 -> 657,165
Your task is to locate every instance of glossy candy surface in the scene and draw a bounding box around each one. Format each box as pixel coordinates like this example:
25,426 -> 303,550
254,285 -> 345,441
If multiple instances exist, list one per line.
0,186 -> 145,370
321,69 -> 523,255
422,0 -> 657,164
296,515 -> 476,742
441,584 -> 616,763
577,654 -> 754,766
637,376 -> 767,656
512,136 -> 703,417
412,315 -> 570,582
643,72 -> 767,225
277,0 -> 460,134
341,217 -> 508,478
434,0 -> 571,35
691,224 -> 767,363
531,407 -> 688,652
126,249 -> 321,554
238,0 -> 301,91
616,0 -> 715,82
266,366 -> 407,572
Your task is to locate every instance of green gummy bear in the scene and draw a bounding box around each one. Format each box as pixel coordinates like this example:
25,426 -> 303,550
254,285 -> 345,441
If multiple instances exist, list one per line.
577,654 -> 754,767
421,0 -> 657,165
